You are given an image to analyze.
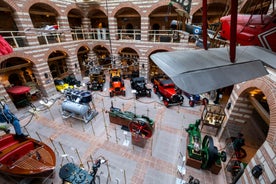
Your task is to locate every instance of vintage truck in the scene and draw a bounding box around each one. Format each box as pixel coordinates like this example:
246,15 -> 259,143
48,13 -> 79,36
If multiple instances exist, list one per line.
153,77 -> 184,107
109,69 -> 126,97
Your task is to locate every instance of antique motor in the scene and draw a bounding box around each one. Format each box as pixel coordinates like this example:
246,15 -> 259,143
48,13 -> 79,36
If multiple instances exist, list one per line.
186,119 -> 202,161
186,120 -> 227,173
61,89 -> 98,123
108,102 -> 154,147
59,157 -> 106,184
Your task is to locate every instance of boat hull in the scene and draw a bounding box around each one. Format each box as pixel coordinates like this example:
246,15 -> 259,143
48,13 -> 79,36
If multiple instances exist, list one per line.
0,134 -> 56,178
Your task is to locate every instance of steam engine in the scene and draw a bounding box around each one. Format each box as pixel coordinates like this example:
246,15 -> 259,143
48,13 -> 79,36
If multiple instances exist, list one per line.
61,89 -> 98,123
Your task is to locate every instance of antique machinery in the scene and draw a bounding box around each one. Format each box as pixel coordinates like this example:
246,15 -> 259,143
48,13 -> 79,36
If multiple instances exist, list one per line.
108,102 -> 154,138
59,157 -> 106,184
186,120 -> 226,173
128,116 -> 154,139
61,89 -> 98,123
186,119 -> 202,161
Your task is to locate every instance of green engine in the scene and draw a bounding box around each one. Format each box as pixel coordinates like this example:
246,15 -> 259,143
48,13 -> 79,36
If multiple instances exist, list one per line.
186,120 -> 227,170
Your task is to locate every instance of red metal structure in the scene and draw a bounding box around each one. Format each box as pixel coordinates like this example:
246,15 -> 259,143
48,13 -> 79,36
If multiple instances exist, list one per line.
220,14 -> 276,52
0,35 -> 13,55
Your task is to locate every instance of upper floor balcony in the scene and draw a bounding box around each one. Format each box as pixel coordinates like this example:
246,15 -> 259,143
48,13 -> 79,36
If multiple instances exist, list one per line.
0,28 -> 194,49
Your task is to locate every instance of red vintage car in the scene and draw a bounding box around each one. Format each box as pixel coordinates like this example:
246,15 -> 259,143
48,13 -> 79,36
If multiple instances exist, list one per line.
153,77 -> 184,107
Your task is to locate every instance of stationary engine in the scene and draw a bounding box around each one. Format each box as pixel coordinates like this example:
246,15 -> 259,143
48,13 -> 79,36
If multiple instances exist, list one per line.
59,157 -> 106,184
61,89 -> 98,123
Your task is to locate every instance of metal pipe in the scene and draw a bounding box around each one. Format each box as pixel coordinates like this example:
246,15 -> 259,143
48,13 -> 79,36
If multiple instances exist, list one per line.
230,0 -> 238,63
202,0 -> 208,50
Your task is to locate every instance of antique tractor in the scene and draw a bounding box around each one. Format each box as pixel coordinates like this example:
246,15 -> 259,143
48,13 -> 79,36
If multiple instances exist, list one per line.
186,120 -> 227,173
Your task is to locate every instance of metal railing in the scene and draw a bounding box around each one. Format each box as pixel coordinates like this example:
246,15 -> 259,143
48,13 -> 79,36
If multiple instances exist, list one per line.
0,31 -> 27,48
0,28 -> 192,48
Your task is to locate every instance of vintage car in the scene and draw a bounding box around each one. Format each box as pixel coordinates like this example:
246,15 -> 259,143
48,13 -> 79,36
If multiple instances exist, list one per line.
153,77 -> 184,107
63,74 -> 81,87
87,73 -> 105,91
183,91 -> 209,107
54,79 -> 73,93
130,77 -> 151,99
109,69 -> 126,97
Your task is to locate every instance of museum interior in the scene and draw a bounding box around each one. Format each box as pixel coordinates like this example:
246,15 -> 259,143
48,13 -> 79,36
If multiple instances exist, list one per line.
0,0 -> 275,184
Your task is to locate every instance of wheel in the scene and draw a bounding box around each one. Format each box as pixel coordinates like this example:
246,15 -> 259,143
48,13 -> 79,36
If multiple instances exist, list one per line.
147,91 -> 151,97
122,91 -> 126,96
201,135 -> 216,169
129,119 -> 153,138
189,100 -> 195,107
110,92 -> 113,97
153,86 -> 157,94
163,100 -> 169,107
220,151 -> 227,162
236,147 -> 247,159
202,98 -> 209,105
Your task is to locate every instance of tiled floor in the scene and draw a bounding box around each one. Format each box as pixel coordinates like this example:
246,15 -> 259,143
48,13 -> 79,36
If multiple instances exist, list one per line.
0,78 -> 234,184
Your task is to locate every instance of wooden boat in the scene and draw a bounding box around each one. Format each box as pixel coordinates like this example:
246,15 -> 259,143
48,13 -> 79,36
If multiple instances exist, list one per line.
0,134 -> 56,178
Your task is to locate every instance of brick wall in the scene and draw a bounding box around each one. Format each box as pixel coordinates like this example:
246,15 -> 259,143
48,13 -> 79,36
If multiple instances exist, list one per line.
224,74 -> 276,184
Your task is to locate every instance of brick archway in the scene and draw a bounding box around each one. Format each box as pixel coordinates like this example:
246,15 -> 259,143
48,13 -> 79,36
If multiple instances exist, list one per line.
227,74 -> 276,184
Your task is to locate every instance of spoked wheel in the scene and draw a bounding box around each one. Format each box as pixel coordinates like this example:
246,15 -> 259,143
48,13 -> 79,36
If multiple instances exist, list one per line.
129,119 -> 153,138
189,100 -> 195,107
163,100 -> 169,107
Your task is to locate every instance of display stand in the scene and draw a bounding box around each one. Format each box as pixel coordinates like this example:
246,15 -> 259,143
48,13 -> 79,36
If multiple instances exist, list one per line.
131,133 -> 147,148
201,105 -> 225,136
209,162 -> 222,174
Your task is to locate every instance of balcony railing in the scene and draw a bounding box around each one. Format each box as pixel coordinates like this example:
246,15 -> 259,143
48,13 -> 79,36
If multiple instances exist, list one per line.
0,31 -> 27,48
0,28 -> 192,49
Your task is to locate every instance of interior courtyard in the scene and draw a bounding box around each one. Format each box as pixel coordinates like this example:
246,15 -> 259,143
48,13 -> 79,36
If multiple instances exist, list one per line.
0,0 -> 275,184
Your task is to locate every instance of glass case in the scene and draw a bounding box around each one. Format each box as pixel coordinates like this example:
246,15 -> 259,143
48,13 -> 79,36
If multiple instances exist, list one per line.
201,104 -> 225,136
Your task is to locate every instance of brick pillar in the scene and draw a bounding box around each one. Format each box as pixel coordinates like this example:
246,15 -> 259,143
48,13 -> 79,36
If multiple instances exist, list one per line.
13,11 -> 40,47
82,17 -> 91,30
139,56 -> 148,81
108,17 -> 118,41
56,16 -> 73,42
66,55 -> 82,80
141,17 -> 149,41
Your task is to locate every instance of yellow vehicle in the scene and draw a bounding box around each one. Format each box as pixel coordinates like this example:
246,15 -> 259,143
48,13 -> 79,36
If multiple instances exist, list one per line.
54,79 -> 73,93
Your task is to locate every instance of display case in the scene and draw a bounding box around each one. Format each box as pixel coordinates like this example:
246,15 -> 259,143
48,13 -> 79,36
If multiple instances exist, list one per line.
201,104 -> 225,136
